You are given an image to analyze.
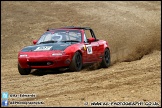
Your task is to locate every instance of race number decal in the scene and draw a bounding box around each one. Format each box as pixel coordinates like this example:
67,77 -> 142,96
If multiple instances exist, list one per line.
86,45 -> 93,54
34,46 -> 52,51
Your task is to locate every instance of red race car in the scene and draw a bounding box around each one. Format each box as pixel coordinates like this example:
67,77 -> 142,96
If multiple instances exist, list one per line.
18,26 -> 110,75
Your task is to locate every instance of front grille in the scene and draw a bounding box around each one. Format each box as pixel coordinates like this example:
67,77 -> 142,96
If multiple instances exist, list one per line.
27,61 -> 53,66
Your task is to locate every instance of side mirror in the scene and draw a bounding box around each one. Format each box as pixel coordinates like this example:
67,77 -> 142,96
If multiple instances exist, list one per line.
33,40 -> 38,45
88,37 -> 95,43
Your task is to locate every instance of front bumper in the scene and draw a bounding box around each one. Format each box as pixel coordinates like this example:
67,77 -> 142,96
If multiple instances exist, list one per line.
18,55 -> 71,69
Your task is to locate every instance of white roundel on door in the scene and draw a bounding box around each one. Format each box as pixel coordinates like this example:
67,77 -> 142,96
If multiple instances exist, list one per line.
86,45 -> 93,54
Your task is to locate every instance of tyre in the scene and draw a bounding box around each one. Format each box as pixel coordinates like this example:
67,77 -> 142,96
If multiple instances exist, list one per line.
100,48 -> 110,68
18,64 -> 31,75
69,51 -> 82,71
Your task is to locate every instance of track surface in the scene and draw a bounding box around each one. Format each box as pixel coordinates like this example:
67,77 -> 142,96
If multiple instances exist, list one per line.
1,1 -> 161,107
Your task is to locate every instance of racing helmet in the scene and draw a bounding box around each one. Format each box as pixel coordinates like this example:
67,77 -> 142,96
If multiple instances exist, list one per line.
52,34 -> 62,41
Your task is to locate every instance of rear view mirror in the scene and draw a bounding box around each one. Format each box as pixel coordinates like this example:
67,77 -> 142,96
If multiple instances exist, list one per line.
33,40 -> 38,45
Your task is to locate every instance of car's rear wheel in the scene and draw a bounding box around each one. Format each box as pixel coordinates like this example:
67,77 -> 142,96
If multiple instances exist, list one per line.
69,51 -> 82,71
100,48 -> 110,68
18,64 -> 31,75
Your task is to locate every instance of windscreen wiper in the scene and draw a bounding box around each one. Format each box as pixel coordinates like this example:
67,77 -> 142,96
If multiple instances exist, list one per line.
61,40 -> 80,43
39,40 -> 57,44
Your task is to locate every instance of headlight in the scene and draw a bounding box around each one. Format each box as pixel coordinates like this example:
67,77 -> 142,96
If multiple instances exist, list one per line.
19,54 -> 28,57
52,51 -> 65,56
52,53 -> 62,56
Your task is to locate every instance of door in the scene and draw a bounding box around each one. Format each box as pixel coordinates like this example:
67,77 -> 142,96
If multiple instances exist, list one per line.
84,30 -> 100,62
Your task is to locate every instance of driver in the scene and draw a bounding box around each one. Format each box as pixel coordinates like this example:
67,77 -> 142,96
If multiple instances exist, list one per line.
51,34 -> 62,42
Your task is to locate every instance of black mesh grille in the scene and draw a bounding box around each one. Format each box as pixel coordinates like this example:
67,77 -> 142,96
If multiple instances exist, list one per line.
27,61 -> 53,66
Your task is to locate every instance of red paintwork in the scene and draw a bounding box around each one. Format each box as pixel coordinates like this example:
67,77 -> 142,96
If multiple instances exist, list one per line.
18,28 -> 110,69
88,37 -> 95,42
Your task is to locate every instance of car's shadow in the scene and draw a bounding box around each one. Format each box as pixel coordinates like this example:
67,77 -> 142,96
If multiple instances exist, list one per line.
30,62 -> 107,76
30,68 -> 74,76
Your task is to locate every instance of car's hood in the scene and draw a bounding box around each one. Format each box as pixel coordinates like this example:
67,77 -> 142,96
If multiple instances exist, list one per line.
21,43 -> 71,52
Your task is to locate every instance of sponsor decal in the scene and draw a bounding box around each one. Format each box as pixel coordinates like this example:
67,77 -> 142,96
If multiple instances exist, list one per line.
34,46 -> 52,51
83,45 -> 86,50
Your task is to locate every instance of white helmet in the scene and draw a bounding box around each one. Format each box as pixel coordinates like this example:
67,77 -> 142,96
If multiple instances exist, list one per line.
52,34 -> 62,41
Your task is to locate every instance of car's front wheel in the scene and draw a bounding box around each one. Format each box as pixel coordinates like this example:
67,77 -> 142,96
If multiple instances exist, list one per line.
18,64 -> 31,75
69,51 -> 82,72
